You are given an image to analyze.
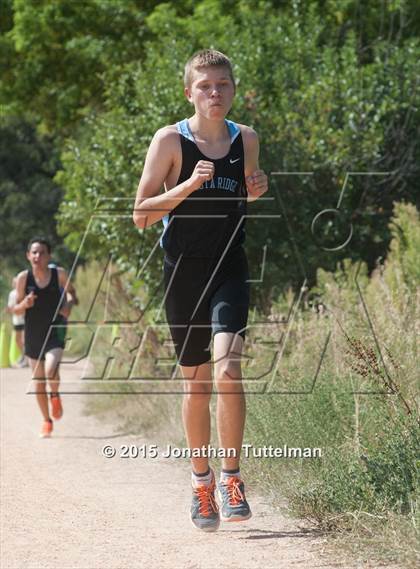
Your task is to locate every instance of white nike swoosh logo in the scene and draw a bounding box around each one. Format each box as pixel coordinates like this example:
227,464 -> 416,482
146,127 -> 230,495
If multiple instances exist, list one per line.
230,158 -> 241,164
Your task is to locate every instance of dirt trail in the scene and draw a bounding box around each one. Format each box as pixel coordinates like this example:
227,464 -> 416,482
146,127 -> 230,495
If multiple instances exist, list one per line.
1,361 -> 370,569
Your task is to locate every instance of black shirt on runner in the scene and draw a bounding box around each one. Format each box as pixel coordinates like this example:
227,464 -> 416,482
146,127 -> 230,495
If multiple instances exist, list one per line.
160,118 -> 248,261
24,267 -> 65,359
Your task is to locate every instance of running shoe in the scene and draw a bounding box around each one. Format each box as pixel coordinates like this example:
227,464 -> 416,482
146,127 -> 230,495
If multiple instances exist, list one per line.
218,476 -> 252,522
14,355 -> 28,368
191,473 -> 220,532
50,393 -> 63,420
40,419 -> 53,438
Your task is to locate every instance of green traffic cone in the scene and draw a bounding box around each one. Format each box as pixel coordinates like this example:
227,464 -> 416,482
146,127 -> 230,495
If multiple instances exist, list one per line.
0,323 -> 11,368
9,330 -> 22,365
111,324 -> 120,342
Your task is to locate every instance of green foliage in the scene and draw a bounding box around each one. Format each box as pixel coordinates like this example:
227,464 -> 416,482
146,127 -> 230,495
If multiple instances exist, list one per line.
0,4 -> 418,565
1,0 -> 419,301
246,382 -> 356,452
314,257 -> 370,310
362,416 -> 419,512
293,413 -> 419,526
0,0 -> 207,133
0,116 -> 70,271
1,0 -> 157,132
384,201 -> 420,293
54,1 -> 420,310
244,201 -> 418,538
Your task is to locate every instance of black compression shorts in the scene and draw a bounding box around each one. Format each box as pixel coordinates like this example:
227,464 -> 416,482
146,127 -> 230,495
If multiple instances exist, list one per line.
24,315 -> 67,361
163,246 -> 250,366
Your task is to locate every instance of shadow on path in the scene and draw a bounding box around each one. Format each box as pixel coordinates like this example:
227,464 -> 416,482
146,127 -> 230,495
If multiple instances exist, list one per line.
217,527 -> 325,540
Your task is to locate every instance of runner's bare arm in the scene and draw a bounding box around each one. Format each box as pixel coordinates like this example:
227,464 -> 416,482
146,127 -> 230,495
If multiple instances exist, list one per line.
13,271 -> 34,315
133,127 -> 214,229
242,126 -> 268,203
58,268 -> 78,307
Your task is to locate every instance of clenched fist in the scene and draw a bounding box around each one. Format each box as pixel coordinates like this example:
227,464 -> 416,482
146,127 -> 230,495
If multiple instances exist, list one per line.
23,291 -> 37,309
188,160 -> 215,192
246,170 -> 268,201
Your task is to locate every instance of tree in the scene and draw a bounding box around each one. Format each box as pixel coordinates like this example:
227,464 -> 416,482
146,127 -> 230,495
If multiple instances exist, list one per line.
57,1 -> 420,309
0,0 -> 199,134
0,117 -> 68,271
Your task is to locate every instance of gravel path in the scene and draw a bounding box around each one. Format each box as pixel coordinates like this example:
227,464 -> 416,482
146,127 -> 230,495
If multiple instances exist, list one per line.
1,362 -> 380,569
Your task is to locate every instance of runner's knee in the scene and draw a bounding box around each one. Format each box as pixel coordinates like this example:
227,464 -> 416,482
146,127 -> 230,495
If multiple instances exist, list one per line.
33,378 -> 47,393
214,359 -> 242,384
183,383 -> 212,406
180,360 -> 212,404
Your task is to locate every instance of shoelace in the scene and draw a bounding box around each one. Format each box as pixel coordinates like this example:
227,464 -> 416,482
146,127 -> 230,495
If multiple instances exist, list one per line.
224,476 -> 245,506
195,483 -> 219,517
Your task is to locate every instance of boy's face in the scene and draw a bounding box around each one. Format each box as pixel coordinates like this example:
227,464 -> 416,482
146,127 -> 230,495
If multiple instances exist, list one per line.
26,243 -> 51,270
185,66 -> 235,120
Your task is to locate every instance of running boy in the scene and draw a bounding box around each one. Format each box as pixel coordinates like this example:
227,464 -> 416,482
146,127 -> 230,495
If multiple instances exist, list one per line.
13,237 -> 78,438
133,50 -> 267,531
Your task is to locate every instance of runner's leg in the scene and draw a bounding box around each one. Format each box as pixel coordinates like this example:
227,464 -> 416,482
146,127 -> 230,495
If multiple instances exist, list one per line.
45,347 -> 63,394
28,358 -> 50,421
15,329 -> 24,352
213,332 -> 245,470
213,331 -> 251,521
180,361 -> 213,475
45,348 -> 64,420
181,360 -> 220,531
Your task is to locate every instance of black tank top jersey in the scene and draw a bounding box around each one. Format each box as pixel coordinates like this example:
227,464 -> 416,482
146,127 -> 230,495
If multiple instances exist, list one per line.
25,267 -> 62,336
160,119 -> 248,261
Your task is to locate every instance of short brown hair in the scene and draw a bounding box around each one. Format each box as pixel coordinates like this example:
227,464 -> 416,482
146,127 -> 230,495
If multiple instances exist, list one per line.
27,236 -> 51,253
184,49 -> 235,88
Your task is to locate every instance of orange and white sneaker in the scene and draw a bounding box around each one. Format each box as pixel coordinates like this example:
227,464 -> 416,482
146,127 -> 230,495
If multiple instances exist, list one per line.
40,419 -> 53,438
191,473 -> 220,532
50,393 -> 63,420
218,476 -> 252,522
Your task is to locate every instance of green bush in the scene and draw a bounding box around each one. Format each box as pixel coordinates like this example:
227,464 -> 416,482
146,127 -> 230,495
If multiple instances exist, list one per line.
384,201 -> 420,294
292,413 -> 419,528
